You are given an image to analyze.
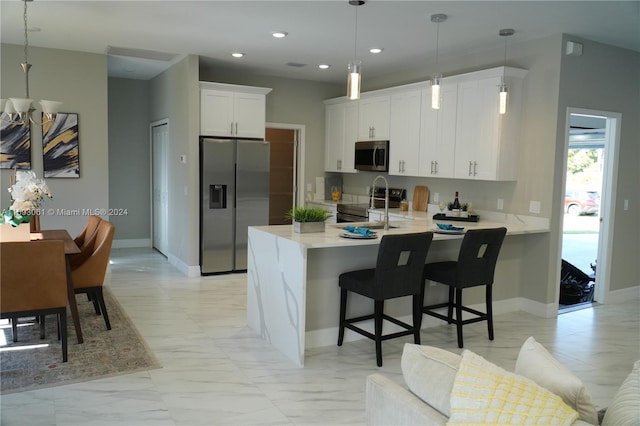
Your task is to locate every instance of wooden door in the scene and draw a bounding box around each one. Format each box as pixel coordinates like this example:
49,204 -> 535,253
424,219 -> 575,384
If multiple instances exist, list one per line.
266,128 -> 296,225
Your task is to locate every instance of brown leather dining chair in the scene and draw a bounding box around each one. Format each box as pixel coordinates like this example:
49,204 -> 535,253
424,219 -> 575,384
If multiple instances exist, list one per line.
69,215 -> 102,268
70,220 -> 115,330
1,240 -> 69,362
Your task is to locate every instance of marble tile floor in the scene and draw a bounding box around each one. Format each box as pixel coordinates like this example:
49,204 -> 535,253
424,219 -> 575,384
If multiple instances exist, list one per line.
1,247 -> 638,425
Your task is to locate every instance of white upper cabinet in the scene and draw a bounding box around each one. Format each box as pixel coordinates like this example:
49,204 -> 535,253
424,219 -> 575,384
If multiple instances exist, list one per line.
200,82 -> 271,139
389,89 -> 422,176
323,66 -> 526,181
453,68 -> 526,180
324,100 -> 358,173
358,95 -> 390,140
419,81 -> 458,178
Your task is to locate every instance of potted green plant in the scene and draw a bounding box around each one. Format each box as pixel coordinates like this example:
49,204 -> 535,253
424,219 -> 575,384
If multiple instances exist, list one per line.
461,203 -> 469,218
287,207 -> 331,233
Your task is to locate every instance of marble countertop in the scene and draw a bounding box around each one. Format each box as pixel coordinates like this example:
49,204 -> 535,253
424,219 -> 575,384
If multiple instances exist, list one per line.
250,211 -> 549,250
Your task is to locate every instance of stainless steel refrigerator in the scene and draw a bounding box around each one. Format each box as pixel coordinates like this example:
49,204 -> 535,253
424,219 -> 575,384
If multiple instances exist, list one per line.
200,138 -> 270,274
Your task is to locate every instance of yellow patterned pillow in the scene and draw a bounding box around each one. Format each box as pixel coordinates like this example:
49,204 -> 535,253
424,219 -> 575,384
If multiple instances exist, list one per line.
448,350 -> 578,425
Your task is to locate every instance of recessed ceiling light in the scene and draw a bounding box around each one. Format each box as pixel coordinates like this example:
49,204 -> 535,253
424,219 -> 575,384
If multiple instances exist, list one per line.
231,52 -> 244,58
272,31 -> 288,38
318,64 -> 330,69
369,48 -> 383,54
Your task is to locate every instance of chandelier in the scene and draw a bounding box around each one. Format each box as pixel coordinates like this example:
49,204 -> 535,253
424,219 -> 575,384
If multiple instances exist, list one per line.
1,0 -> 62,126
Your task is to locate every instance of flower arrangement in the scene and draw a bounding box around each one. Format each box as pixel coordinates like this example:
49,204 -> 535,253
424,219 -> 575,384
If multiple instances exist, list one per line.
1,170 -> 52,226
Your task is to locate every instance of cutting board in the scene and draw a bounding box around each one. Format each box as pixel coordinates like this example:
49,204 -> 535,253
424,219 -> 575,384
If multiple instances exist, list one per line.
412,186 -> 429,211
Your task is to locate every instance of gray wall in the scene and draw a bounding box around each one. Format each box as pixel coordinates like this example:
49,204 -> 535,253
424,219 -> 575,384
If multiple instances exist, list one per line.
198,68 -> 342,205
1,44 -> 108,237
108,78 -> 151,241
555,35 -> 640,292
148,55 -> 200,271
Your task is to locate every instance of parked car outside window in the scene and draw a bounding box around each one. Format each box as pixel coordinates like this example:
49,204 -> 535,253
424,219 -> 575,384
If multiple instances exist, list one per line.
565,190 -> 600,215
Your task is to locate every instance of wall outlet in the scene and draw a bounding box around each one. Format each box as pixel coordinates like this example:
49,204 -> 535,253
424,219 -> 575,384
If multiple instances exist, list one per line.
433,192 -> 440,202
497,198 -> 504,210
180,154 -> 187,164
624,199 -> 629,210
306,183 -> 313,192
529,200 -> 541,214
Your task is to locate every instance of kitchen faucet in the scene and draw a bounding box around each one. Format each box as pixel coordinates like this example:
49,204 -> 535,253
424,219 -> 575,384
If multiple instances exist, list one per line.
371,175 -> 389,230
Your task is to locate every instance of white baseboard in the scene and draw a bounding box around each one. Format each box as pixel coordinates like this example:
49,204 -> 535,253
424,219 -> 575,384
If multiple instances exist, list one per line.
518,297 -> 558,318
305,297 -> 524,349
606,285 -> 640,303
168,254 -> 200,277
112,238 -> 151,249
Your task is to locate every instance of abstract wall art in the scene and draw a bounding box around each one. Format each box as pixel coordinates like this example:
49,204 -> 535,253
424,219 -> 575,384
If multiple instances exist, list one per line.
42,112 -> 80,178
0,113 -> 31,169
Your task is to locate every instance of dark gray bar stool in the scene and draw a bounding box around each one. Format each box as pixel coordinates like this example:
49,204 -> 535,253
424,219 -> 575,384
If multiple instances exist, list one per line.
422,227 -> 507,348
338,232 -> 433,366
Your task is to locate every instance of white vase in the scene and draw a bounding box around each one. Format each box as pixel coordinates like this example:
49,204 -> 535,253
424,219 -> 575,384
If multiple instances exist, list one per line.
293,221 -> 325,233
0,222 -> 31,242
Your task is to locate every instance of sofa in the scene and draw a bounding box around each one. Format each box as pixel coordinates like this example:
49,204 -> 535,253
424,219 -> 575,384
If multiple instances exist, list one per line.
366,337 -> 639,425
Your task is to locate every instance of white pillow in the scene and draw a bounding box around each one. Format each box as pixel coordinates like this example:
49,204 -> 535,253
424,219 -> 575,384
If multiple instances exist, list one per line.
401,343 -> 461,417
449,349 -> 578,425
601,360 -> 640,426
515,336 -> 598,425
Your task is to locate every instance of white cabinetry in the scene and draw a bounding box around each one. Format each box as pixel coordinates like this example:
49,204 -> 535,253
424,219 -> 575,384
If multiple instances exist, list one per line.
389,89 -> 422,176
306,201 -> 337,224
419,82 -> 457,178
200,82 -> 271,139
358,95 -> 390,140
453,68 -> 526,180
324,100 -> 358,173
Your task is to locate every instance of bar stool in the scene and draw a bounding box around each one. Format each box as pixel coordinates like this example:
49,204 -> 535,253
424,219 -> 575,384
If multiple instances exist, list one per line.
338,232 -> 433,366
422,227 -> 507,348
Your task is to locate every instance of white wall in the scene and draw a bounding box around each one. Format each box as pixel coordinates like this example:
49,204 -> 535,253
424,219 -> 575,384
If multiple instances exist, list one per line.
1,44 -> 108,237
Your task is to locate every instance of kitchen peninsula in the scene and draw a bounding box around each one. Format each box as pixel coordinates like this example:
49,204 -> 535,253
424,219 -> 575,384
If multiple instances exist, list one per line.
246,213 -> 548,366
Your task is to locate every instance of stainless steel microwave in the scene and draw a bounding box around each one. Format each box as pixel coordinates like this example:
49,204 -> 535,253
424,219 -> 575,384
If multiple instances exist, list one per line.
354,140 -> 389,172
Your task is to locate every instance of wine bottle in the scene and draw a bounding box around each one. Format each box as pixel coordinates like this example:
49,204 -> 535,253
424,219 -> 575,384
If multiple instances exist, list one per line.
452,191 -> 461,210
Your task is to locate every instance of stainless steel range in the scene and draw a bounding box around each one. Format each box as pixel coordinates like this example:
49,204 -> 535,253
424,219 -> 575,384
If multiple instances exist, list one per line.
336,187 -> 406,223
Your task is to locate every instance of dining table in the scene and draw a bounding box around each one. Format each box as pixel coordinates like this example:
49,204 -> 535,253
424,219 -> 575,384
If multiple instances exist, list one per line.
30,229 -> 84,344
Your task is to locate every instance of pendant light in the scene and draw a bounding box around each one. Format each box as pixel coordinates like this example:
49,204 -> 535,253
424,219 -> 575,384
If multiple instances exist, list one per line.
347,0 -> 364,100
430,13 -> 447,110
498,28 -> 514,115
1,0 -> 62,126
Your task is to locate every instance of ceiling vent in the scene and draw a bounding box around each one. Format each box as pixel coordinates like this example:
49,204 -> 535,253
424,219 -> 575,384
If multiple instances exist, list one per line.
286,62 -> 307,68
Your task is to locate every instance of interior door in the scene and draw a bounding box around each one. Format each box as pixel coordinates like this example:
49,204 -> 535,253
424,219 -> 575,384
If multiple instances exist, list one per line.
266,128 -> 296,225
152,122 -> 169,256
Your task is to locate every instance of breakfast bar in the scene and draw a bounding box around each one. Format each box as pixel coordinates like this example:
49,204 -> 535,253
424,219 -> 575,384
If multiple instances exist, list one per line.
247,213 -> 549,366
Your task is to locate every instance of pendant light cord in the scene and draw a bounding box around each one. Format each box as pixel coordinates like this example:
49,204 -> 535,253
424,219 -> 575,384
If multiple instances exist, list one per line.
353,5 -> 359,60
22,0 -> 29,66
435,20 -> 440,66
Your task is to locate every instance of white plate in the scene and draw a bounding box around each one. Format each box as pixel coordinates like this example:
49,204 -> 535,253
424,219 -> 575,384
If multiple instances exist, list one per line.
340,232 -> 378,239
432,228 -> 465,235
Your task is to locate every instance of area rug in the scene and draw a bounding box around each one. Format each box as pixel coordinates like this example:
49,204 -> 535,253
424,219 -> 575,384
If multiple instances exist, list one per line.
0,287 -> 161,394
